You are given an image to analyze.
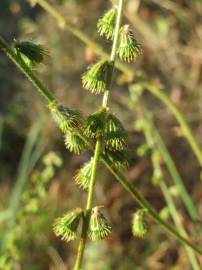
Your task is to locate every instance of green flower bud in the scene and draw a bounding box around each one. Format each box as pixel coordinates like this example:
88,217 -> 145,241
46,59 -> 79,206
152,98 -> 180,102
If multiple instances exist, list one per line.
53,208 -> 83,242
132,209 -> 148,238
105,114 -> 127,151
82,60 -> 112,94
88,206 -> 112,241
84,109 -> 106,139
64,133 -> 86,154
14,41 -> 48,69
74,159 -> 93,190
97,5 -> 118,40
117,25 -> 142,62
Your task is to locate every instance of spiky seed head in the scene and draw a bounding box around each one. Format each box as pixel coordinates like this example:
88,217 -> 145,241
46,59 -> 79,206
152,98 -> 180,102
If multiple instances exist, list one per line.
82,60 -> 112,94
74,159 -> 93,190
132,209 -> 148,238
84,109 -> 106,139
97,5 -> 118,40
64,133 -> 86,154
53,208 -> 83,242
105,149 -> 129,169
117,25 -> 142,62
49,101 -> 83,133
105,114 -> 127,151
88,206 -> 112,241
14,41 -> 48,68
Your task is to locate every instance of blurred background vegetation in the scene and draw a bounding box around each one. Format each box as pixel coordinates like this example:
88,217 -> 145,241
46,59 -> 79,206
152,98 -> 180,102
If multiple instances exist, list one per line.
0,0 -> 202,269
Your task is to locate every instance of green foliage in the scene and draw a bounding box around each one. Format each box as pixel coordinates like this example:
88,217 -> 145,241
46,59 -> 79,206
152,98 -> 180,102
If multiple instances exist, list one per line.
0,152 -> 62,270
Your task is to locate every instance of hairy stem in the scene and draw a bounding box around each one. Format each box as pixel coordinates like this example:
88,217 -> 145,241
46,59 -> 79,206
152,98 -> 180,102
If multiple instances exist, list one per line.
1,35 -> 201,256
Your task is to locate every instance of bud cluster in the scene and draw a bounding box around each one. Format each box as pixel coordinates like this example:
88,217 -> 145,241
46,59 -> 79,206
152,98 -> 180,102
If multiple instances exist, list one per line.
53,206 -> 111,242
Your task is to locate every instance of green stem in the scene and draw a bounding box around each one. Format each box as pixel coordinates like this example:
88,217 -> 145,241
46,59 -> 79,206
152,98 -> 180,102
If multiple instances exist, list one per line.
74,140 -> 102,270
74,1 -> 125,269
160,182 -> 200,270
0,37 -> 55,103
143,83 -> 202,168
1,35 -> 201,256
153,128 -> 198,221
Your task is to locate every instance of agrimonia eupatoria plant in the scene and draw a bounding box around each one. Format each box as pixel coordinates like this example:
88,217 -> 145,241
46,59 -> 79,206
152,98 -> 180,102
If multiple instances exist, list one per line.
50,1 -> 142,269
1,0 -> 202,268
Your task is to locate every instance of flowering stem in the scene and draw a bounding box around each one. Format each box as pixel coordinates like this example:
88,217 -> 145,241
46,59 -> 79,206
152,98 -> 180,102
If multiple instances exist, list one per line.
35,0 -> 202,171
74,1 -> 125,269
1,35 -> 201,257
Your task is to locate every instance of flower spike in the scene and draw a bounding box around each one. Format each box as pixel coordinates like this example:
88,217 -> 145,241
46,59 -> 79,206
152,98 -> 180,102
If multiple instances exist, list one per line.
53,208 -> 83,242
105,114 -> 127,151
14,41 -> 48,69
97,5 -> 118,40
64,133 -> 86,154
82,60 -> 111,94
132,209 -> 148,238
88,206 -> 112,241
84,109 -> 106,139
117,25 -> 142,62
74,159 -> 93,190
